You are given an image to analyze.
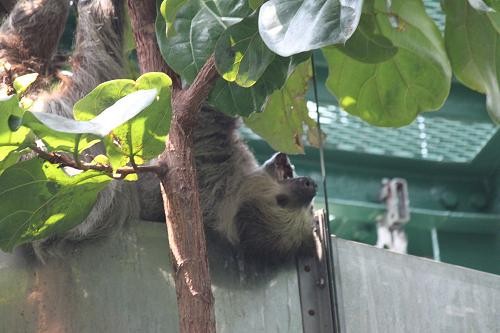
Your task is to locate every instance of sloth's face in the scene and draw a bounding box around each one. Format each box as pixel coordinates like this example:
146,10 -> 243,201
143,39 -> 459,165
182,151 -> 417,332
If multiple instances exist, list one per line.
275,177 -> 317,209
235,153 -> 317,260
263,152 -> 317,209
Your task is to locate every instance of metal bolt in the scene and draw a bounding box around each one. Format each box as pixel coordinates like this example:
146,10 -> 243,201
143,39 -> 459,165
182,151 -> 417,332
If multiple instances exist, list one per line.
308,309 -> 315,316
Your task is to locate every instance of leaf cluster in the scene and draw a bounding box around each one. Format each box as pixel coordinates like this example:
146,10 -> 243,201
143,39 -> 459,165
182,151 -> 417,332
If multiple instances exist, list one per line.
0,72 -> 171,250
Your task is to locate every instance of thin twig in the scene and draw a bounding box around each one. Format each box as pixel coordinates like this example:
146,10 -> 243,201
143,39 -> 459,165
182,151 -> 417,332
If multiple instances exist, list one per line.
31,146 -> 161,179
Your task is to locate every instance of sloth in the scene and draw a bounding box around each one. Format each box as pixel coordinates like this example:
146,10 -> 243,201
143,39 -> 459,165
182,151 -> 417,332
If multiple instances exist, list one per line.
0,0 -> 317,262
138,111 -> 318,260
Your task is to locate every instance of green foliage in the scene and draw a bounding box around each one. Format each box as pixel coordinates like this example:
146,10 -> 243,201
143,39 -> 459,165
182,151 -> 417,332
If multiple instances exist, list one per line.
336,13 -> 398,64
73,72 -> 172,169
244,61 -> 319,154
22,112 -> 102,153
258,0 -> 363,56
0,159 -> 110,252
23,87 -> 162,159
214,14 -> 275,88
467,0 -> 499,12
248,0 -> 264,10
0,151 -> 21,177
0,95 -> 32,169
157,0 -> 312,116
157,0 -> 252,83
0,72 -> 171,250
208,55 -> 299,116
444,0 -> 500,122
324,0 -> 451,126
13,73 -> 39,95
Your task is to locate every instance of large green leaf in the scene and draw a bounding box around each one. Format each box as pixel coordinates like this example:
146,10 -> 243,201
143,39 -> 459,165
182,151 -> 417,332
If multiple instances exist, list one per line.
258,0 -> 363,57
28,89 -> 158,137
0,159 -> 111,252
444,0 -> 500,122
467,0 -> 498,12
0,94 -> 31,161
22,113 -> 100,154
336,13 -> 398,64
208,54 -> 305,116
214,14 -> 275,87
23,89 -> 158,156
73,72 -> 172,168
157,0 -> 252,83
0,150 -> 21,176
244,60 -> 316,154
248,0 -> 264,10
324,0 -> 451,126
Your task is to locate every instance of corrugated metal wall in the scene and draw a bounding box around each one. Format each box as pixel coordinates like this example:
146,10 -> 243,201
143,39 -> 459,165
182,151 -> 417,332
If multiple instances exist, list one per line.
1,222 -> 498,332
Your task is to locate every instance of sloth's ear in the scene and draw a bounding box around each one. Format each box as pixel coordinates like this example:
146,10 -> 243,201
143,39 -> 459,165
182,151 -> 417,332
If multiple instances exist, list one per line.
262,152 -> 294,180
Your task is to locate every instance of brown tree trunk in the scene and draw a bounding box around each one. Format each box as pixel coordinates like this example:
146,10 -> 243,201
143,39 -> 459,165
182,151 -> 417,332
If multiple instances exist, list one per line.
127,2 -> 217,332
158,102 -> 216,333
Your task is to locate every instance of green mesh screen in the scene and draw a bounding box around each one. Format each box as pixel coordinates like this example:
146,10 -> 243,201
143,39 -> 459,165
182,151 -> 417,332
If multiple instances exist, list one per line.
309,103 -> 497,163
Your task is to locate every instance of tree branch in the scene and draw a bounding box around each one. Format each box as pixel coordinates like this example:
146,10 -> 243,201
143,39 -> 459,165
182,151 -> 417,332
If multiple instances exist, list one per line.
171,55 -> 218,130
127,2 -> 219,332
31,146 -> 161,179
127,0 -> 181,90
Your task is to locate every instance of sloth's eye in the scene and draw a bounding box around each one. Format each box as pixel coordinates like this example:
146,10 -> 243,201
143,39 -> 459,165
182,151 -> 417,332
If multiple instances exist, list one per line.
276,194 -> 289,207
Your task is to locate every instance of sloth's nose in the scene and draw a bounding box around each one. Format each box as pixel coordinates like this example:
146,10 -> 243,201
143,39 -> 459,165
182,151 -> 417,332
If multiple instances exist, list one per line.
298,177 -> 317,197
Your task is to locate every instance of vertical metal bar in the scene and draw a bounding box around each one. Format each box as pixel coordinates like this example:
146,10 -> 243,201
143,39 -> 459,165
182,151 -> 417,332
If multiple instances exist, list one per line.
310,53 -> 341,333
431,227 -> 441,262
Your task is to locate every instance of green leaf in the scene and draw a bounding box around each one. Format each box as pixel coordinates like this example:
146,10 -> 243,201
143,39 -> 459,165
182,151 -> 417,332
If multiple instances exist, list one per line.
336,13 -> 398,64
28,89 -> 158,137
248,0 -> 264,10
215,14 -> 275,87
444,0 -> 500,122
258,0 -> 363,57
155,0 -> 171,63
159,0 -> 188,37
0,150 -> 20,176
157,0 -> 252,83
0,94 -> 31,161
244,60 -> 317,154
324,0 -> 451,126
22,112 -> 100,153
116,73 -> 172,163
74,72 -> 172,168
0,159 -> 111,252
208,54 -> 300,116
74,80 -> 136,120
468,0 -> 496,12
13,73 -> 39,95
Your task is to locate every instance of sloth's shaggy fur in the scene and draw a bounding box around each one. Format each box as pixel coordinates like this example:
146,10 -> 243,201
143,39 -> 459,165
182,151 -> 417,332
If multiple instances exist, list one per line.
0,0 -> 316,262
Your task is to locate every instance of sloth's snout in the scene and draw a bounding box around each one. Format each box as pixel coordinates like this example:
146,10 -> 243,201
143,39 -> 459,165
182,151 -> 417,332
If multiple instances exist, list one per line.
297,176 -> 317,200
